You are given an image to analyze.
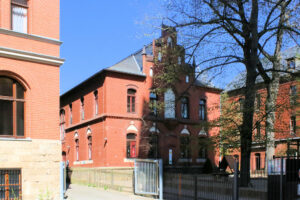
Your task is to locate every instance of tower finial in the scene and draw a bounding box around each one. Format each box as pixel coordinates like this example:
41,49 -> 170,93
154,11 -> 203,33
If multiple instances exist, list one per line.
192,56 -> 196,68
142,45 -> 146,55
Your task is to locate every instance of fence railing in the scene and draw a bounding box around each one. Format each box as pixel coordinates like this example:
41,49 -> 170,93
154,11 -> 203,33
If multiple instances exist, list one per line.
163,157 -> 300,200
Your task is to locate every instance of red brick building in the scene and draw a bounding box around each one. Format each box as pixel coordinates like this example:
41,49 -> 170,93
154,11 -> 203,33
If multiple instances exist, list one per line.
0,0 -> 64,199
224,46 -> 299,172
60,27 -> 221,169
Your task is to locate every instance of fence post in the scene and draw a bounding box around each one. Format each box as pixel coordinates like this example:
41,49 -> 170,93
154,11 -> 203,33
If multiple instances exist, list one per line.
233,160 -> 239,200
194,175 -> 197,200
280,157 -> 283,200
159,159 -> 163,200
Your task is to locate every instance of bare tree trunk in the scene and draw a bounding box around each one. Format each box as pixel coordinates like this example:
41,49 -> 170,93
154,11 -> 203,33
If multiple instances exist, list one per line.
240,62 -> 257,186
264,1 -> 286,170
265,64 -> 280,163
240,0 -> 259,187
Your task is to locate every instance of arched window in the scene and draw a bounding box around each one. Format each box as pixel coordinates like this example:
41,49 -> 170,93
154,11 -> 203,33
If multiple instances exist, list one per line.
185,75 -> 189,83
199,99 -> 206,120
127,89 -> 136,113
149,68 -> 153,77
126,133 -> 136,158
164,89 -> 175,118
180,135 -> 190,159
94,90 -> 98,116
88,136 -> 92,160
75,139 -> 79,161
0,76 -> 25,137
198,137 -> 207,159
181,97 -> 189,119
255,153 -> 261,170
80,97 -> 84,120
150,92 -> 157,116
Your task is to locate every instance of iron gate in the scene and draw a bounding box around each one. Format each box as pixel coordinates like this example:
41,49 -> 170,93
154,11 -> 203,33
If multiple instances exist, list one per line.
134,159 -> 163,198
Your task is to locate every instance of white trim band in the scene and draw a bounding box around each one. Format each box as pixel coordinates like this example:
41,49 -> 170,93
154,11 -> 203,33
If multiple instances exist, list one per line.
0,28 -> 62,45
0,46 -> 64,66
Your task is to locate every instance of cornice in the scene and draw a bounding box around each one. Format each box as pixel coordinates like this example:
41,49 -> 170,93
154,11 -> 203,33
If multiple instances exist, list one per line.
0,46 -> 64,66
0,28 -> 62,45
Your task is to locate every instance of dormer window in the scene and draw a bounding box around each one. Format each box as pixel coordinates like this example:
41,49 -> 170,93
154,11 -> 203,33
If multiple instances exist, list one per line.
287,58 -> 296,70
11,0 -> 28,33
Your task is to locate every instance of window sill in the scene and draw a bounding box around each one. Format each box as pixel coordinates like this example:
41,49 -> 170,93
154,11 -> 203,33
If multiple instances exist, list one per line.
196,158 -> 207,163
0,137 -> 32,142
124,158 -> 136,163
178,158 -> 192,163
73,160 -> 93,165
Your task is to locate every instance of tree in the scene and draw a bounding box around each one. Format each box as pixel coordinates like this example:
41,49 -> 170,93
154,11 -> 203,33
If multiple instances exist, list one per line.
158,0 -> 300,186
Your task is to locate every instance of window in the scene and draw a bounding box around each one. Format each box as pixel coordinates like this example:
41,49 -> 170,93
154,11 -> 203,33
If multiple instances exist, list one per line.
185,75 -> 189,83
180,136 -> 190,158
88,136 -> 92,160
94,91 -> 98,116
127,89 -> 136,113
150,92 -> 157,116
256,93 -> 261,111
80,97 -> 84,120
148,134 -> 158,158
287,59 -> 296,69
167,37 -> 173,47
60,109 -> 65,140
198,138 -> 207,159
255,122 -> 261,139
69,104 -> 73,125
239,98 -> 244,112
60,109 -> 65,124
0,76 -> 25,137
290,85 -> 297,105
199,99 -> 206,120
126,133 -> 136,158
164,89 -> 175,118
75,139 -> 79,161
255,153 -> 261,170
290,116 -> 296,135
178,57 -> 182,65
149,68 -> 153,77
11,0 -> 28,33
0,169 -> 21,199
158,52 -> 162,62
181,97 -> 189,119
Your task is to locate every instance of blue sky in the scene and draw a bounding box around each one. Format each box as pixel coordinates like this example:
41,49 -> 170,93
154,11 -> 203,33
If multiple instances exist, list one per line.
60,1 -> 163,94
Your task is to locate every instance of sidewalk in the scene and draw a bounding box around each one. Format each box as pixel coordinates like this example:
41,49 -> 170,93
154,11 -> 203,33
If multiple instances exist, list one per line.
65,184 -> 155,200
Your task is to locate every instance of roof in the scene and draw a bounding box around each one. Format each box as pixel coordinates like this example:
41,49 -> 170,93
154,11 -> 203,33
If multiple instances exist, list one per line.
61,39 -> 222,98
226,46 -> 300,91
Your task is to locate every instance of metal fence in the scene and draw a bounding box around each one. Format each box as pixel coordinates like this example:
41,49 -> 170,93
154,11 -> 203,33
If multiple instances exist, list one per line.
163,157 -> 300,200
134,159 -> 163,199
